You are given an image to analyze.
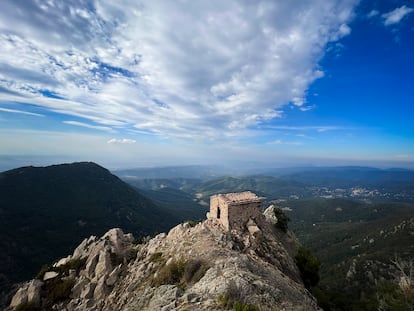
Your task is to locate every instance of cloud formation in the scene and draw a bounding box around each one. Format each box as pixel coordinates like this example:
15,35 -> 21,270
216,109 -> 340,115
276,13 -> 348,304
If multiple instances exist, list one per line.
0,107 -> 44,117
107,138 -> 136,144
0,0 -> 357,139
63,121 -> 113,132
382,5 -> 414,26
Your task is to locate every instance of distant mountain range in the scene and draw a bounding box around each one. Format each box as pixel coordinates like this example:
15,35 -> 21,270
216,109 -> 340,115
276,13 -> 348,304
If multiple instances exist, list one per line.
115,165 -> 414,203
1,162 -> 413,309
0,162 -> 202,299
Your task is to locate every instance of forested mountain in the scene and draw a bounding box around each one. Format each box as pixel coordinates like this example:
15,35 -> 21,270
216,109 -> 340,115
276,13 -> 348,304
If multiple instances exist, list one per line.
0,162 -> 190,299
283,197 -> 414,310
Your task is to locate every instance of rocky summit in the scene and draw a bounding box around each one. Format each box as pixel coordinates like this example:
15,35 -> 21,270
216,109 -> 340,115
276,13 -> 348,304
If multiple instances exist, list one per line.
7,207 -> 320,310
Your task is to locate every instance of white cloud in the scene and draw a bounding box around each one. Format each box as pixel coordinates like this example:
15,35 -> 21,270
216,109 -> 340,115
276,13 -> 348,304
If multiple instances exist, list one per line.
0,107 -> 44,117
299,105 -> 316,112
383,5 -> 414,26
63,121 -> 113,132
270,139 -> 302,145
0,1 -> 357,139
107,138 -> 136,144
263,125 -> 348,132
367,10 -> 379,18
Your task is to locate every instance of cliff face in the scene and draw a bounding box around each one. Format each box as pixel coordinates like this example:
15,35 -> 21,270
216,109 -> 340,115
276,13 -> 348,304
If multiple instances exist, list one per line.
8,211 -> 320,311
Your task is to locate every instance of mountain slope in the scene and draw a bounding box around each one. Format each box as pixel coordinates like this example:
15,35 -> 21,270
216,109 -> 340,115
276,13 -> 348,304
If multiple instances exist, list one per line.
6,215 -> 321,310
284,198 -> 414,309
0,162 -> 182,298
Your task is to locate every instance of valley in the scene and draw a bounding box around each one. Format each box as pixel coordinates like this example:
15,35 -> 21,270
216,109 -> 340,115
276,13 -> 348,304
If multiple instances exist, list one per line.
1,163 -> 413,310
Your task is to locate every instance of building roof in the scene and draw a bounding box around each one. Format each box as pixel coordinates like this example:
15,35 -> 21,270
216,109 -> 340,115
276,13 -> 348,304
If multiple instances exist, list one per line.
212,191 -> 261,205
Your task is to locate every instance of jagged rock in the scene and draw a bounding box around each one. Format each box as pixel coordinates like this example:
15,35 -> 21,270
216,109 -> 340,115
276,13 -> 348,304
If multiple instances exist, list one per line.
8,218 -> 320,311
106,265 -> 121,286
94,275 -> 109,300
263,205 -> 277,224
94,250 -> 112,278
9,279 -> 42,308
10,284 -> 28,308
73,235 -> 97,259
43,271 -> 59,281
54,255 -> 72,268
132,285 -> 180,311
85,253 -> 99,278
72,276 -> 89,297
247,218 -> 261,235
80,282 -> 96,299
27,280 -> 42,306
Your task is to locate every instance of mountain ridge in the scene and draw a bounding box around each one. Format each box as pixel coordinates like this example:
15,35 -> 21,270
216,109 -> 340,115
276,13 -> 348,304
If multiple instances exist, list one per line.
6,210 -> 321,310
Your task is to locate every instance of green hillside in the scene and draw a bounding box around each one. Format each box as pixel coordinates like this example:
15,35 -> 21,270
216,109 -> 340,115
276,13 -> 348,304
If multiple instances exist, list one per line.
194,175 -> 310,200
0,162 -> 183,297
284,198 -> 414,309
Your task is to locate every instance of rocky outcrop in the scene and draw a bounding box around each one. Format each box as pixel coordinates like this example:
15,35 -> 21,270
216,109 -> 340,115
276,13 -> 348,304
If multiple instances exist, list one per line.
8,216 -> 320,310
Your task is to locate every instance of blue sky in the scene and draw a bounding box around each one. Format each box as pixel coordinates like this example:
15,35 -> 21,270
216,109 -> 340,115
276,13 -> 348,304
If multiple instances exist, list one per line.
0,0 -> 413,170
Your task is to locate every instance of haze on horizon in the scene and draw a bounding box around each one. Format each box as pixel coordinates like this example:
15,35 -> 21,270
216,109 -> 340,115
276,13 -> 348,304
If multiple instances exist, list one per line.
0,1 -> 413,171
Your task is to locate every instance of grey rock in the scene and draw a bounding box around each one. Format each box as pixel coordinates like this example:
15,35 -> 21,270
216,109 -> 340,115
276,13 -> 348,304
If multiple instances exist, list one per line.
10,220 -> 320,311
43,271 -> 59,281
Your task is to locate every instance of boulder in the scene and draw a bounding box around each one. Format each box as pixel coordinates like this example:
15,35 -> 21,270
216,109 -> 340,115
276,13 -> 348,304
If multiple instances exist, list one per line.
10,285 -> 29,308
263,205 -> 278,224
43,271 -> 59,281
27,279 -> 42,306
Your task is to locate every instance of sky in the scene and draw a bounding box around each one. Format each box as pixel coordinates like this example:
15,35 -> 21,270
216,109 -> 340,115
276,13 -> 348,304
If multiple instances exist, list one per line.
0,0 -> 413,170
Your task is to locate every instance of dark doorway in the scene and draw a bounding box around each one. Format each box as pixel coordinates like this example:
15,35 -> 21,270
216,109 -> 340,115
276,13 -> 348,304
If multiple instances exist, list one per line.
217,206 -> 221,219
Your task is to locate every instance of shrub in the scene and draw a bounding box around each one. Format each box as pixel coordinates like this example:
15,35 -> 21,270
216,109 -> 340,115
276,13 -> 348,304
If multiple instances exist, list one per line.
36,257 -> 86,280
36,264 -> 51,280
375,280 -> 413,311
54,257 -> 87,275
153,257 -> 186,286
132,236 -> 145,244
44,278 -> 76,303
153,257 -> 209,287
186,219 -> 203,227
273,208 -> 290,233
295,247 -> 320,289
217,280 -> 260,311
15,302 -> 38,311
183,259 -> 209,284
149,252 -> 164,264
109,251 -> 123,267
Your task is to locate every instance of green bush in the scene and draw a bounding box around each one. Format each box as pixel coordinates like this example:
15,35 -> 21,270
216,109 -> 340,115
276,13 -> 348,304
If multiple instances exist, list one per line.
15,302 -> 39,311
148,252 -> 164,264
186,219 -> 203,227
44,278 -> 75,303
36,257 -> 86,280
218,292 -> 260,310
54,257 -> 87,275
273,208 -> 290,233
153,257 -> 186,286
217,280 -> 260,311
36,264 -> 52,280
132,236 -> 145,244
374,280 -> 413,311
233,301 -> 260,311
295,246 -> 320,289
152,257 -> 209,287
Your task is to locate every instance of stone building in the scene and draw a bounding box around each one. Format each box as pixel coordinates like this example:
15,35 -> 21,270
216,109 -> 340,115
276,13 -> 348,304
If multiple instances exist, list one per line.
207,191 -> 263,231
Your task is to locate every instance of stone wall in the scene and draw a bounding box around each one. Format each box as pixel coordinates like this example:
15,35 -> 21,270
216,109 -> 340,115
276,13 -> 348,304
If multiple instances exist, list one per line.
209,192 -> 263,231
209,195 -> 230,230
227,201 -> 263,231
